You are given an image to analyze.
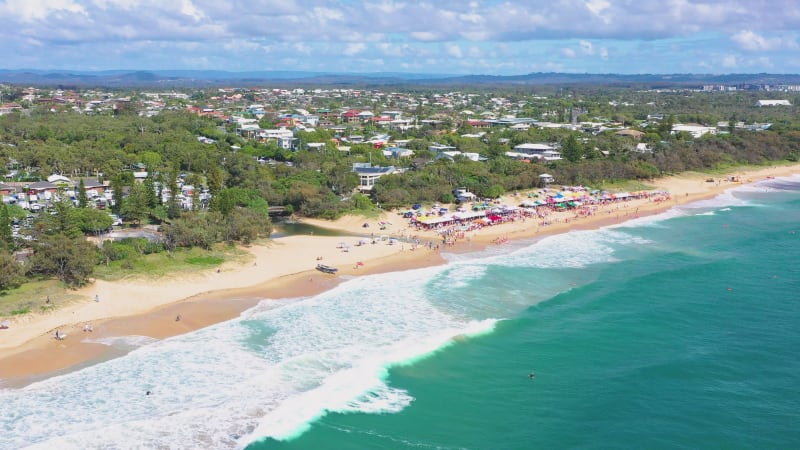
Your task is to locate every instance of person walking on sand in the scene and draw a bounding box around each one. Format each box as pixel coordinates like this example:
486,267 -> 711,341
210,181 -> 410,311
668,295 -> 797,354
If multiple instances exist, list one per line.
95,294 -> 100,303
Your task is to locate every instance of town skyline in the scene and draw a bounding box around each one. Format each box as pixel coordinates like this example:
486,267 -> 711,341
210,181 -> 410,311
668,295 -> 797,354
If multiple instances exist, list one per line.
2,0 -> 799,76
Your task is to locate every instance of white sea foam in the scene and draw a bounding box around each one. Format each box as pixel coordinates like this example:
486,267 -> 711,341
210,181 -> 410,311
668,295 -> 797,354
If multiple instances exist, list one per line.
1,264 -> 507,450
81,335 -> 158,349
680,189 -> 753,211
492,228 -> 648,269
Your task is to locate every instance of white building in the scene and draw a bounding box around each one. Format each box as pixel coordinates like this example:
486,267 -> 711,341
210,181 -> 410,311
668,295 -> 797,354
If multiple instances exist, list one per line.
756,100 -> 791,107
507,143 -> 562,161
352,163 -> 398,191
672,124 -> 718,138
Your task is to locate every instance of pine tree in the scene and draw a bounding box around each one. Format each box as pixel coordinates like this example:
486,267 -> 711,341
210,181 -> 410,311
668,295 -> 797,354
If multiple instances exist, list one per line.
110,176 -> 125,215
0,203 -> 12,250
143,175 -> 159,208
561,134 -> 583,163
77,178 -> 89,208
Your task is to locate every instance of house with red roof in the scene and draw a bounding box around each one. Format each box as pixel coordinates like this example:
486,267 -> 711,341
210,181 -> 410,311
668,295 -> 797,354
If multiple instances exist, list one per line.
341,109 -> 362,123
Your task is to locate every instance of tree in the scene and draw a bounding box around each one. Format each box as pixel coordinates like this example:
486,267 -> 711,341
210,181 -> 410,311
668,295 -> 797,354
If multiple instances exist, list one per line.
561,134 -> 583,163
120,182 -> 151,226
49,198 -> 82,238
110,175 -> 125,215
77,178 -> 89,208
166,171 -> 181,219
223,207 -> 273,244
143,175 -> 160,208
28,233 -> 97,286
210,187 -> 269,217
0,203 -> 12,250
163,211 -> 223,250
0,249 -> 24,291
75,208 -> 114,235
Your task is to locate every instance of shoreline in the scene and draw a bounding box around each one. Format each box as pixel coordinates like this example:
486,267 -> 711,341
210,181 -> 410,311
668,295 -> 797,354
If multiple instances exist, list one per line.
1,163 -> 798,385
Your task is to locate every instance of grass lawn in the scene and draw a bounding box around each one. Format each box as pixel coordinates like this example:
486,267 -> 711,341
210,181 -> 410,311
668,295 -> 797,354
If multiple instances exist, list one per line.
93,245 -> 251,282
0,279 -> 83,317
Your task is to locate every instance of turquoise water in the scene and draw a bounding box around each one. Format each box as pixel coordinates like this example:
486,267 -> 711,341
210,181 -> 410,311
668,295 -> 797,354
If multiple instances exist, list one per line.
255,180 -> 800,450
2,177 -> 799,449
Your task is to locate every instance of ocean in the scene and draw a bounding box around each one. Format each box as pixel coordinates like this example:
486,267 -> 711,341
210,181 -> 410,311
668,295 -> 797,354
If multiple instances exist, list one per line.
2,176 -> 799,449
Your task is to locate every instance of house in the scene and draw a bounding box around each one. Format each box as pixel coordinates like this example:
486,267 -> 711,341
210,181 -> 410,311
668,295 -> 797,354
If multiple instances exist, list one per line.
306,142 -> 327,151
47,174 -> 72,185
341,109 -> 362,123
25,181 -> 58,204
78,179 -> 108,197
539,173 -> 554,185
383,147 -> 414,159
615,129 -> 645,139
466,120 -> 491,129
508,143 -> 562,161
277,136 -> 298,150
380,110 -> 403,120
514,143 -> 554,153
27,181 -> 58,195
672,124 -> 717,138
453,187 -> 477,203
429,143 -> 457,153
756,100 -> 791,107
352,163 -> 397,191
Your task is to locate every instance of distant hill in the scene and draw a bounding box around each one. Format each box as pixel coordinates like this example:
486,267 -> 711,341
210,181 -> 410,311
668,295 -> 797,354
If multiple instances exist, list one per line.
1,69 -> 799,89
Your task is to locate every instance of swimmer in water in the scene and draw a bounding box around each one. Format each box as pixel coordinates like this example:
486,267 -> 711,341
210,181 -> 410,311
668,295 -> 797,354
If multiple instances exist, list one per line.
529,372 -> 536,379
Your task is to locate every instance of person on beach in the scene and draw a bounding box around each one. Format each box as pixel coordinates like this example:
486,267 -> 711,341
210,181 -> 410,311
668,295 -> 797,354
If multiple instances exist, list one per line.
175,314 -> 181,322
95,294 -> 100,302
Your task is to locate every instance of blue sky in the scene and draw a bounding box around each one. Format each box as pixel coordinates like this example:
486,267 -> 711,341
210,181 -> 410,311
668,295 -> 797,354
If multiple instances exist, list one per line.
2,0 -> 799,75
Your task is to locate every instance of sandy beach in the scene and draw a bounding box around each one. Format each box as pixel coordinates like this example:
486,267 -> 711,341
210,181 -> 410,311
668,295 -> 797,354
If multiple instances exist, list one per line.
1,163 -> 798,385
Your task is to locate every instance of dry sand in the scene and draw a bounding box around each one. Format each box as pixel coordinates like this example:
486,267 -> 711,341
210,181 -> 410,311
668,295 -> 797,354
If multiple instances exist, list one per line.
1,163 -> 798,383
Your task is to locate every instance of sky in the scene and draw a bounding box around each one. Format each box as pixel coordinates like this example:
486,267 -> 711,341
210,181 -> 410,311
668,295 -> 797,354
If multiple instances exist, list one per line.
1,0 -> 799,76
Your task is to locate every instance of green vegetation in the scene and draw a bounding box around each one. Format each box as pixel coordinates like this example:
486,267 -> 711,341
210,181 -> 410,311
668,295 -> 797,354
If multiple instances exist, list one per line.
0,82 -> 799,313
94,244 -> 246,281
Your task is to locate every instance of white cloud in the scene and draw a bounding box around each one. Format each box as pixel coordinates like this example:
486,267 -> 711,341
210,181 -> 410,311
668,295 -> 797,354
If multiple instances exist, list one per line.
411,31 -> 442,41
1,0 -> 800,74
445,43 -> 463,58
731,30 -> 797,51
179,0 -> 205,21
2,0 -> 87,22
343,43 -> 367,56
293,43 -> 312,55
579,40 -> 594,55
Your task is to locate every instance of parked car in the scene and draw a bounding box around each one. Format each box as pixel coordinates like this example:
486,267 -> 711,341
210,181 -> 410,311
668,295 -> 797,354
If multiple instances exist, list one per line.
109,214 -> 123,226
